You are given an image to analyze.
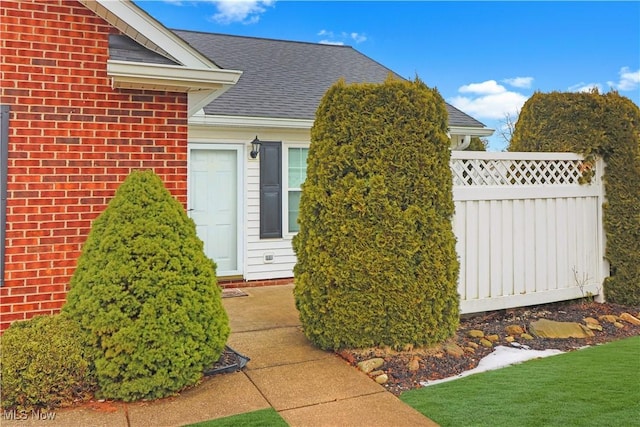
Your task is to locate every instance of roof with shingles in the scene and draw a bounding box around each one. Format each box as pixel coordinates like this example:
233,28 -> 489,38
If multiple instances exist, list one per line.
109,29 -> 486,128
109,34 -> 178,66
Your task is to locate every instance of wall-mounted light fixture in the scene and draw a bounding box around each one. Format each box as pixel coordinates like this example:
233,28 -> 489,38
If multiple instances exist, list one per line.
250,136 -> 262,159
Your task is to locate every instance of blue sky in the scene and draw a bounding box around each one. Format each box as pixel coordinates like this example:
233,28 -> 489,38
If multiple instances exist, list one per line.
135,1 -> 640,151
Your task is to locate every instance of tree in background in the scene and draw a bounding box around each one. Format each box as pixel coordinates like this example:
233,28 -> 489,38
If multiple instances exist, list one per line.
293,77 -> 460,350
63,170 -> 229,401
509,90 -> 640,305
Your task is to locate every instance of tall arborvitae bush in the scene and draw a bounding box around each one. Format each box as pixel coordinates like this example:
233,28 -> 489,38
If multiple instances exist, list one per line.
63,170 -> 229,401
293,77 -> 460,350
510,91 -> 640,305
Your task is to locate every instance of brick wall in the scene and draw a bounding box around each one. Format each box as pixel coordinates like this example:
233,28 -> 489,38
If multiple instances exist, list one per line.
0,0 -> 189,331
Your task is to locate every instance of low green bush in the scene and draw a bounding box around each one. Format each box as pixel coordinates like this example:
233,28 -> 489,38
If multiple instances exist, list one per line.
0,314 -> 93,410
63,170 -> 229,401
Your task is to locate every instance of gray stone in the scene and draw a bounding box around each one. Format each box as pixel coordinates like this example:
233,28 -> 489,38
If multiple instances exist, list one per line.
529,319 -> 594,339
357,358 -> 384,374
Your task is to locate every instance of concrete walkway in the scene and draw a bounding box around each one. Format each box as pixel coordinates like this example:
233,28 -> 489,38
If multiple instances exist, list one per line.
3,284 -> 438,427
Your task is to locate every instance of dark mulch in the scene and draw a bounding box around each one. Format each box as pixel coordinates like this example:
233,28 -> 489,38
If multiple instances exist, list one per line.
337,300 -> 640,395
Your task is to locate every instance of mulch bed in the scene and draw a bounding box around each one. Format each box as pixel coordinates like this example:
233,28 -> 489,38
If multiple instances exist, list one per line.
337,300 -> 640,395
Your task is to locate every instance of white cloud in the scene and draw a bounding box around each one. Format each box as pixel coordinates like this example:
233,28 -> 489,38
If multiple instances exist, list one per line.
607,66 -> 640,91
319,40 -> 344,46
568,82 -> 603,93
450,80 -> 528,120
317,30 -> 366,45
503,77 -> 533,89
349,32 -> 367,43
458,80 -> 507,95
210,0 -> 275,25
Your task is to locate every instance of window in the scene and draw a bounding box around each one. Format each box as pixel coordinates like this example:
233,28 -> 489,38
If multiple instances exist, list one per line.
287,147 -> 308,233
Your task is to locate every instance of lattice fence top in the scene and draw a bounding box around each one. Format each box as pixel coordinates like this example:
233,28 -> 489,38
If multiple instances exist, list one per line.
450,157 -> 588,186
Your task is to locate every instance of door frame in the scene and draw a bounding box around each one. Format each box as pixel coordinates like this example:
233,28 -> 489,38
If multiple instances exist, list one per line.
187,143 -> 244,277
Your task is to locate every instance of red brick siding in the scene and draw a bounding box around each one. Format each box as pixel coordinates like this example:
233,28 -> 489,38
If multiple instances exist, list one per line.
0,0 -> 188,331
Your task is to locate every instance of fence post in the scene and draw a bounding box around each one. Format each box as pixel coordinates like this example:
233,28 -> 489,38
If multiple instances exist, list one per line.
595,156 -> 609,302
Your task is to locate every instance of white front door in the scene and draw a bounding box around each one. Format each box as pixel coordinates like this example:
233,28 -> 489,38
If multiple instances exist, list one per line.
189,148 -> 242,276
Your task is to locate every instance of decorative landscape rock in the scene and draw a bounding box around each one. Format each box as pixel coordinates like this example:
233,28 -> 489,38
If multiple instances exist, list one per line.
467,330 -> 484,338
486,334 -> 500,343
529,319 -> 594,339
407,356 -> 420,371
583,317 -> 603,331
480,338 -> 493,348
505,325 -> 525,336
520,333 -> 534,340
357,358 -> 384,374
375,374 -> 389,384
620,313 -> 640,326
444,343 -> 465,358
599,315 -> 619,323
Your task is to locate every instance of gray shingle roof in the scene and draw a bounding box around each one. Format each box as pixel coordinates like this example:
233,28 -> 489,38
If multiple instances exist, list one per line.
173,30 -> 486,128
109,34 -> 178,66
109,29 -> 485,128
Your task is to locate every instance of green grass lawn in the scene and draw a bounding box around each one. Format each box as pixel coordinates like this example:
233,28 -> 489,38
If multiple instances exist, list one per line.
401,336 -> 640,427
187,408 -> 288,427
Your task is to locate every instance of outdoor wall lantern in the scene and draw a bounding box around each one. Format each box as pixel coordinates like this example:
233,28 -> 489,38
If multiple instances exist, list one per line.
250,136 -> 262,159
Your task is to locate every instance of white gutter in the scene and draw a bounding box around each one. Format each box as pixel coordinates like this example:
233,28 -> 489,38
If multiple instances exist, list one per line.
107,61 -> 242,116
449,126 -> 495,137
189,114 -> 315,130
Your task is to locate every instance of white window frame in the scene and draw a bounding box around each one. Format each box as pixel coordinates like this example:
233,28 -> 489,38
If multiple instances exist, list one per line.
283,144 -> 309,237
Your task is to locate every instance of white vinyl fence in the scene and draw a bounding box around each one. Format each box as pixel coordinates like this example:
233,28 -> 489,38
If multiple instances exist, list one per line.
450,151 -> 608,314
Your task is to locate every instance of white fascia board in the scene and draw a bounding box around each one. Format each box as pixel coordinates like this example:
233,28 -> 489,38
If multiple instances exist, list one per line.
189,114 -> 315,130
81,0 -> 217,69
107,60 -> 242,90
449,126 -> 495,137
107,61 -> 242,117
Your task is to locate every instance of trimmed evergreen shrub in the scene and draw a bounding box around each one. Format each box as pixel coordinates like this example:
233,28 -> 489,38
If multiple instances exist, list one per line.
0,314 -> 93,410
509,91 -> 640,305
63,170 -> 229,401
293,77 -> 460,350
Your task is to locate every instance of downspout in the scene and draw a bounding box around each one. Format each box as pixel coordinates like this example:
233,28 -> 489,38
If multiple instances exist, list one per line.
451,135 -> 472,151
0,105 -> 9,287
